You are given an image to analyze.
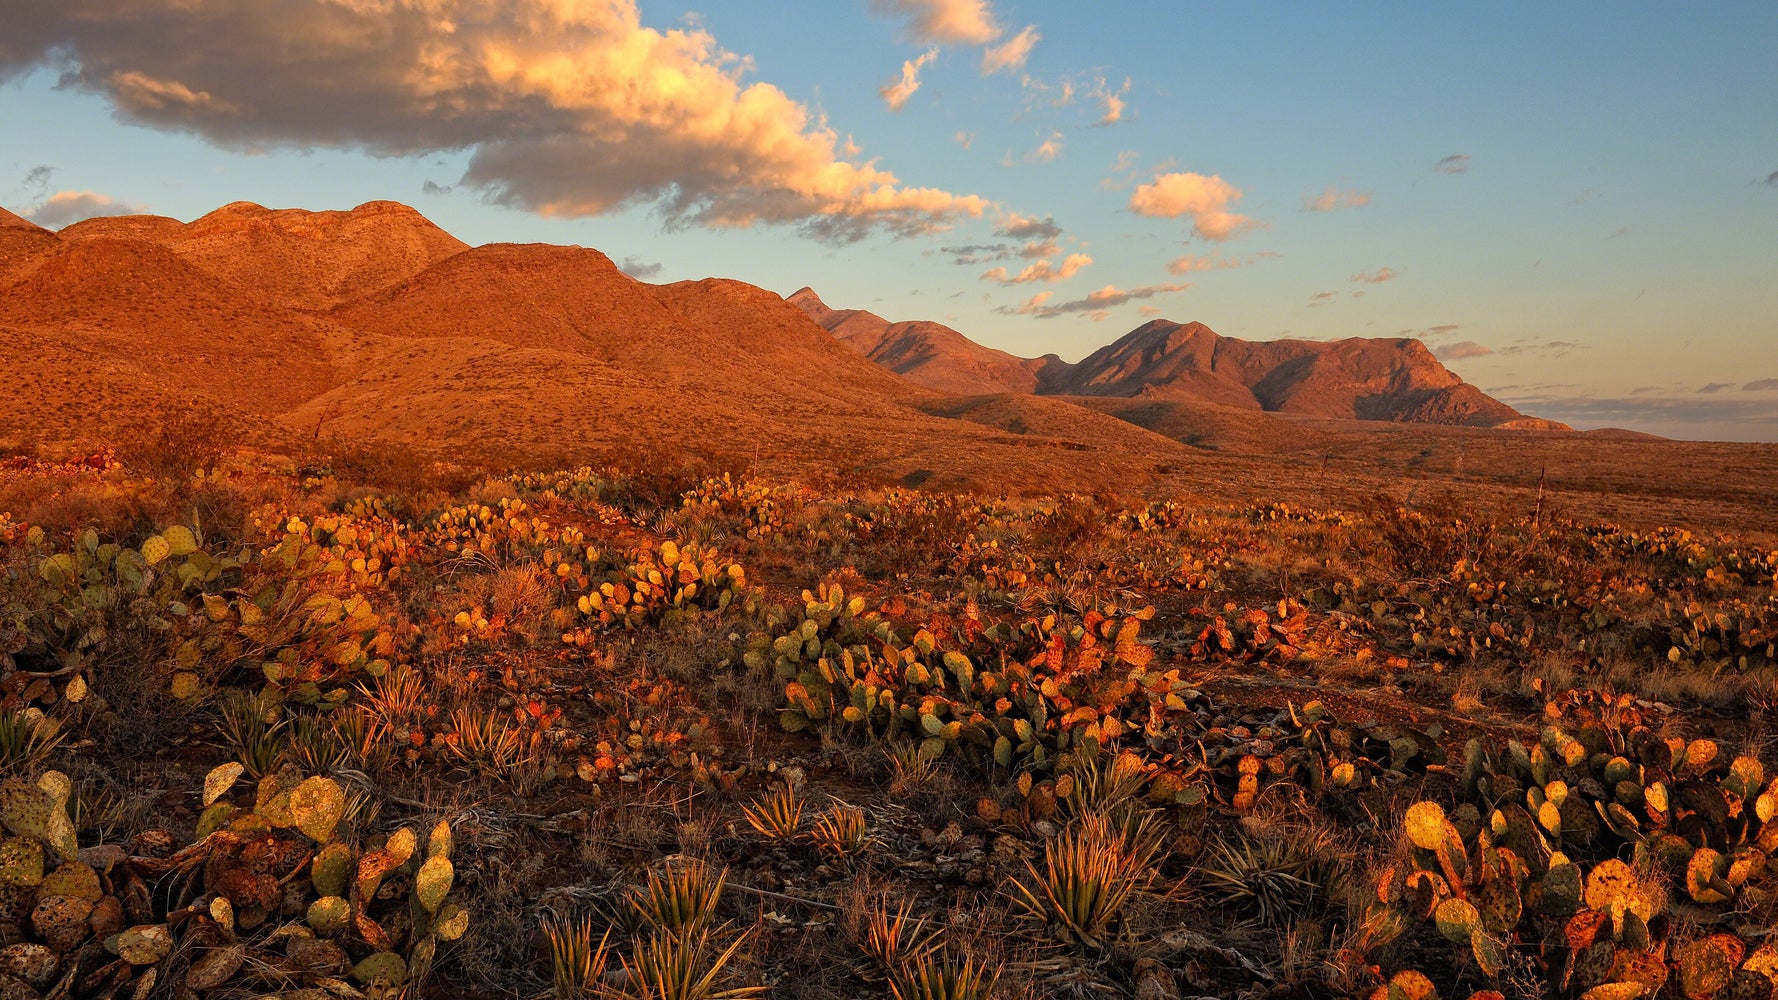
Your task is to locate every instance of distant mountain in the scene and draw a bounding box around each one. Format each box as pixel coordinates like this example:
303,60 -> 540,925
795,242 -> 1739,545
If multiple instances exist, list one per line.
786,288 -> 1059,396
0,200 -> 1199,493
794,297 -> 1565,430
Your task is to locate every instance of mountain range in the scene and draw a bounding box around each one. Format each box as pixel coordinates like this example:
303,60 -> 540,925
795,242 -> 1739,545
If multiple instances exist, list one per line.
788,288 -> 1561,430
0,198 -> 1624,505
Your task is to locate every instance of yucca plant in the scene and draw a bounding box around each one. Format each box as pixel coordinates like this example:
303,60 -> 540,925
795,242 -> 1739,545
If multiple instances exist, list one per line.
632,860 -> 727,936
287,712 -> 351,773
444,705 -> 528,775
810,803 -> 872,859
738,781 -> 804,839
1194,827 -> 1339,928
856,897 -> 941,975
890,950 -> 999,1000
621,928 -> 764,1000
544,913 -> 612,998
356,661 -> 427,733
887,741 -> 938,795
1010,814 -> 1154,949
0,708 -> 62,774
218,692 -> 285,779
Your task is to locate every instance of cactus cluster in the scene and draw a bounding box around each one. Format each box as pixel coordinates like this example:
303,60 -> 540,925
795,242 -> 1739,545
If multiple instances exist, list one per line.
572,540 -> 749,631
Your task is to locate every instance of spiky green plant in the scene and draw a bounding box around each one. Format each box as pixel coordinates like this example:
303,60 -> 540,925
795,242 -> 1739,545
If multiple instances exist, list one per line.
889,950 -> 999,1000
887,741 -> 939,795
218,692 -> 285,779
1193,832 -> 1329,928
620,929 -> 764,1000
738,782 -> 804,839
1010,814 -> 1154,949
632,860 -> 727,936
288,712 -> 351,773
544,914 -> 612,998
857,897 -> 941,974
0,708 -> 62,774
444,705 -> 527,775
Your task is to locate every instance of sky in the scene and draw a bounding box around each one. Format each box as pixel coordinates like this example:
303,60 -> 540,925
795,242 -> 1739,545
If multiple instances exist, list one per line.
2,1 -> 1775,441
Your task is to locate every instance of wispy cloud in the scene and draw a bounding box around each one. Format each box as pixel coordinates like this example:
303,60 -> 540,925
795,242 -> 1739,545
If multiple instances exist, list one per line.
1434,153 -> 1471,175
25,190 -> 144,227
619,255 -> 663,280
1762,169 -> 1778,188
1089,76 -> 1130,126
1165,250 -> 1277,275
981,252 -> 1091,284
1303,187 -> 1370,212
1496,340 -> 1586,358
1129,171 -> 1255,241
981,25 -> 1039,74
880,49 -> 938,111
1306,290 -> 1338,308
952,130 -> 974,150
869,0 -> 999,45
1497,393 -> 1778,435
999,282 -> 1189,319
1746,378 -> 1778,391
995,212 -> 1062,241
1698,382 -> 1733,394
0,0 -> 987,242
1350,267 -> 1398,284
1433,341 -> 1492,360
1023,130 -> 1065,163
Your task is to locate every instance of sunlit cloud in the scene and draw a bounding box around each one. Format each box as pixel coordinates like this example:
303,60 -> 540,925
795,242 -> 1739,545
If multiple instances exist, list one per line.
0,0 -> 987,241
1128,172 -> 1255,241
870,0 -> 1000,45
25,190 -> 144,227
1434,153 -> 1471,175
1025,131 -> 1065,163
982,25 -> 1039,75
1165,250 -> 1277,275
1746,378 -> 1778,391
1497,340 -> 1586,358
1306,290 -> 1338,308
952,130 -> 975,150
1433,341 -> 1492,360
1303,186 -> 1370,212
981,253 -> 1092,284
1351,267 -> 1398,284
1089,76 -> 1130,126
880,49 -> 938,111
999,282 -> 1189,318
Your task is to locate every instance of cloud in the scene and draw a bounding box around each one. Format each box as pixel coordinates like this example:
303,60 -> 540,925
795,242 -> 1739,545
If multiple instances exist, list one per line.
1024,130 -> 1065,163
981,25 -> 1039,75
994,212 -> 1062,241
880,48 -> 938,111
952,130 -> 974,150
1496,340 -> 1586,358
1,0 -> 987,242
1434,154 -> 1471,175
1745,379 -> 1778,391
1350,267 -> 1398,284
619,255 -> 663,280
25,190 -> 143,227
1089,76 -> 1129,126
1138,305 -> 1164,317
1304,187 -> 1370,212
1433,341 -> 1492,360
1165,251 -> 1277,275
1763,170 -> 1778,188
981,253 -> 1092,284
1306,291 -> 1338,308
421,180 -> 452,196
999,282 -> 1189,318
1698,382 -> 1733,394
1128,172 -> 1255,241
870,0 -> 999,45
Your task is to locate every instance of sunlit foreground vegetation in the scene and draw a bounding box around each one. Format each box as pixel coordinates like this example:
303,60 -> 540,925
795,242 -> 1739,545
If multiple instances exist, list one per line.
0,438 -> 1773,1000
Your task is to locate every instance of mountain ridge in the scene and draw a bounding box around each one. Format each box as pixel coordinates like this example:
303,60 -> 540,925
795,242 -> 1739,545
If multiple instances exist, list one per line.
792,290 -> 1565,430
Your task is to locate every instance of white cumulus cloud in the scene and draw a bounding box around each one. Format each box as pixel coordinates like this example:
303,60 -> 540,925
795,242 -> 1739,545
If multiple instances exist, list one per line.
25,190 -> 143,227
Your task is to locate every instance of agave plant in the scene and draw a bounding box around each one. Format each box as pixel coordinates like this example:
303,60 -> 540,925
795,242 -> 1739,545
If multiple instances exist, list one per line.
810,803 -> 872,859
890,950 -> 999,1000
738,781 -> 804,839
632,860 -> 727,936
621,928 -> 764,1000
544,913 -> 612,998
1010,814 -> 1156,949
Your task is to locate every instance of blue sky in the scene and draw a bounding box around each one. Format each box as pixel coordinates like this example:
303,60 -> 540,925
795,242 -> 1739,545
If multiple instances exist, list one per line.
2,1 -> 1774,440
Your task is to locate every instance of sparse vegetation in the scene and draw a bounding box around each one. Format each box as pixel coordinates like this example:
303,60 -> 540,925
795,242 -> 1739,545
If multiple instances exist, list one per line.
0,446 -> 1772,998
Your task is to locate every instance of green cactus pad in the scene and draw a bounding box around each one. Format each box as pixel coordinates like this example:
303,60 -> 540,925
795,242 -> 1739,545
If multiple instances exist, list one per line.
350,951 -> 407,986
1405,801 -> 1449,852
307,895 -> 351,935
289,776 -> 346,843
415,854 -> 453,914
1435,897 -> 1481,945
311,842 -> 353,898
